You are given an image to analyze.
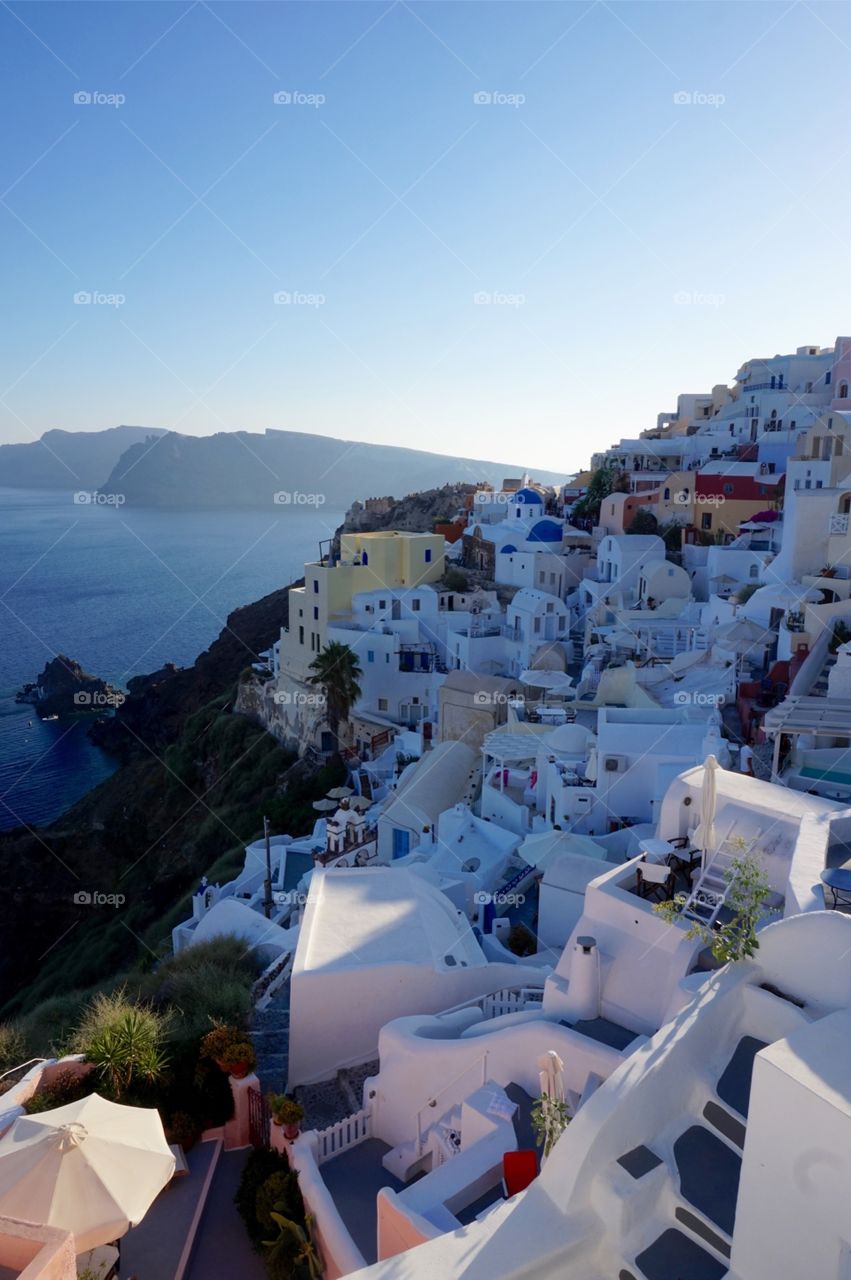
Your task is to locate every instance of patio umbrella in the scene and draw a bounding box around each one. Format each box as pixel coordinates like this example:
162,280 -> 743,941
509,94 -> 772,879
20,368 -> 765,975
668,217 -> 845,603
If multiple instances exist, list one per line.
537,1050 -> 565,1102
312,798 -> 337,812
584,746 -> 598,783
348,795 -> 371,811
693,754 -> 719,871
519,669 -> 573,691
0,1094 -> 175,1252
327,786 -> 353,799
715,619 -> 774,649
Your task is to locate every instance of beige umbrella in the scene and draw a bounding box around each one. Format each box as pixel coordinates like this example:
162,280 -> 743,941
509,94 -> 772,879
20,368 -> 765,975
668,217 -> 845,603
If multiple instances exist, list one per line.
0,1094 -> 175,1252
312,798 -> 337,812
693,754 -> 719,872
327,786 -> 353,799
349,795 -> 371,811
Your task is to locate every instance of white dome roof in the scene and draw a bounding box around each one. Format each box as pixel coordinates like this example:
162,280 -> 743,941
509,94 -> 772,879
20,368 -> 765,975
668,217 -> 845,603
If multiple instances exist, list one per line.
543,723 -> 593,754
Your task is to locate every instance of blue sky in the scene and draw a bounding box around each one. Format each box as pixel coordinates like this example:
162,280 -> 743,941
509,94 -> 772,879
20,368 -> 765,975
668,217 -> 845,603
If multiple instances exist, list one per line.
2,1 -> 850,472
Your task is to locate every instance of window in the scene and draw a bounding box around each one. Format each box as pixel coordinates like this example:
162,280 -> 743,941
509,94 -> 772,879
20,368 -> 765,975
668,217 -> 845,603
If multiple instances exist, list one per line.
749,565 -> 759,579
723,483 -> 733,495
298,626 -> 304,644
806,382 -> 813,393
841,383 -> 849,399
664,487 -> 670,500
412,599 -> 421,612
424,548 -> 432,563
313,607 -> 319,621
701,513 -> 713,530
826,371 -> 832,384
379,600 -> 386,609
816,480 -> 823,488
367,650 -> 375,663
378,697 -> 388,711
313,579 -> 319,594
362,551 -> 368,565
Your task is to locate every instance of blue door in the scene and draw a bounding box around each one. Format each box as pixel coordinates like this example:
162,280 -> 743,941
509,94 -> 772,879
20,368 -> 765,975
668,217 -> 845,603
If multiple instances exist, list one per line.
392,828 -> 410,859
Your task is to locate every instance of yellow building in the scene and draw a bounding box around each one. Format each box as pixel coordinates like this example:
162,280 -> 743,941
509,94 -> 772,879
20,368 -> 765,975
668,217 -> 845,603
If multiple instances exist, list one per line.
280,531 -> 445,680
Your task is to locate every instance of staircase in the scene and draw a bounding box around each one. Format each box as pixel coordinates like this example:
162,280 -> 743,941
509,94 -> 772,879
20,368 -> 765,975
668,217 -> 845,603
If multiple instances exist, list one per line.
679,837 -> 750,928
250,987 -> 290,1094
812,650 -> 837,697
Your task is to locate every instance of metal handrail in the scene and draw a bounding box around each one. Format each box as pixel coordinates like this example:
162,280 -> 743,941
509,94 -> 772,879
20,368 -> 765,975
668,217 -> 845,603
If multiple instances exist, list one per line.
0,1058 -> 46,1083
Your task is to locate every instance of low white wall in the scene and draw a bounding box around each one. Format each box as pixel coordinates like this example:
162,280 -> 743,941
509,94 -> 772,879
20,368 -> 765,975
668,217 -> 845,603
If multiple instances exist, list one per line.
285,1133 -> 367,1279
369,1012 -> 626,1150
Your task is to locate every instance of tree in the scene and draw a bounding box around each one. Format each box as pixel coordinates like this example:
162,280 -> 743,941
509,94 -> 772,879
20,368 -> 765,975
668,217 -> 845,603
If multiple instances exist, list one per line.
627,508 -> 658,536
531,1092 -> 571,1158
654,847 -> 773,965
308,642 -> 362,744
572,466 -> 628,521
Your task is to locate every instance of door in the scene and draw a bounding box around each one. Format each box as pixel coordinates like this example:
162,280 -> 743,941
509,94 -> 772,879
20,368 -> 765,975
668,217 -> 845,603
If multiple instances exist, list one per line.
392,828 -> 410,859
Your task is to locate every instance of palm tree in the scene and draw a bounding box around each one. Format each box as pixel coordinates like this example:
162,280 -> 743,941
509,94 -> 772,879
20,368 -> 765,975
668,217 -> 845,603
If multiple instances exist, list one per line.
308,641 -> 362,746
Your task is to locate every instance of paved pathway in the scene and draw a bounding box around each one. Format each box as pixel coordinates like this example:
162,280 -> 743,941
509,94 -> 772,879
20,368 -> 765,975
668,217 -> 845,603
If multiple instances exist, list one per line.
251,986 -> 290,1095
184,1149 -> 267,1280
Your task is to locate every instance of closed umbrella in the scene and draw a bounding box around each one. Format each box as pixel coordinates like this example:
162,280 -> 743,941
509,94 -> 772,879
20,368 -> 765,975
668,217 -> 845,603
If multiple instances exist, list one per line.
537,1049 -> 565,1103
584,747 -> 598,784
0,1094 -> 175,1252
693,754 -> 719,872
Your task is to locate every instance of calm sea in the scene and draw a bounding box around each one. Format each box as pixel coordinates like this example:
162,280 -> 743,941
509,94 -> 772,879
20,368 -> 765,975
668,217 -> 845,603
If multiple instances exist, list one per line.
0,490 -> 344,831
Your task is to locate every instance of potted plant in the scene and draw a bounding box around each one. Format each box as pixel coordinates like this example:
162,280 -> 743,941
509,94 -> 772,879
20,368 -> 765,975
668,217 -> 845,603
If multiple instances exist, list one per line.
268,1093 -> 305,1140
200,1024 -> 246,1072
219,1041 -> 256,1080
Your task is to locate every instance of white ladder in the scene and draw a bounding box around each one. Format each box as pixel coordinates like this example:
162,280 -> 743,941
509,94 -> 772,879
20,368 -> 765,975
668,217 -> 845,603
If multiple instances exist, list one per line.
680,836 -> 751,927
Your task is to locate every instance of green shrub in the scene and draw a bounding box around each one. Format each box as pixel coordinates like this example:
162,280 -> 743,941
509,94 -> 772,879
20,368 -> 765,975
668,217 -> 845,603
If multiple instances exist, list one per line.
70,990 -> 170,1100
0,1023 -> 26,1075
256,1170 -> 302,1232
235,1149 -> 294,1248
163,1109 -> 201,1150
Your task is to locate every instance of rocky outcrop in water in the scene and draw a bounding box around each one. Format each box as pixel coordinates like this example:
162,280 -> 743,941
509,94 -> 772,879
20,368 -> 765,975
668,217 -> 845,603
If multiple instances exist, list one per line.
19,656 -> 124,718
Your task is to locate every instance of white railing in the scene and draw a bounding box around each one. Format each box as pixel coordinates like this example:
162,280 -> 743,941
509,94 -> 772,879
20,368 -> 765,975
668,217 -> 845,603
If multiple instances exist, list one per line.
314,1107 -> 372,1165
437,985 -> 544,1021
252,951 -> 294,1011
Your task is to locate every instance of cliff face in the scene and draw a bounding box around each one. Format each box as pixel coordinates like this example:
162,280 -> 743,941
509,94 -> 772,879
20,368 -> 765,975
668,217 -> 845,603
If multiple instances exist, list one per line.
0,426 -> 165,491
0,582 -> 298,1014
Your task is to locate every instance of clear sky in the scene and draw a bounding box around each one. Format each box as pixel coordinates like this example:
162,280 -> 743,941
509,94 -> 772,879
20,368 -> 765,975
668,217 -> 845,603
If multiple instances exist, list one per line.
2,1 -> 850,473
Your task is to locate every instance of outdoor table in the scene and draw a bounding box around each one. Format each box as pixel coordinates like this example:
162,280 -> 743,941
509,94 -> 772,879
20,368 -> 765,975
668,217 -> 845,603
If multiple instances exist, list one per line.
820,866 -> 851,908
638,838 -> 675,864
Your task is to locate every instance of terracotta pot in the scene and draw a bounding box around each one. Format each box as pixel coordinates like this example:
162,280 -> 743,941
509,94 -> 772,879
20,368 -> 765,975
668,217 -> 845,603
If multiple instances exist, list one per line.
228,1062 -> 251,1080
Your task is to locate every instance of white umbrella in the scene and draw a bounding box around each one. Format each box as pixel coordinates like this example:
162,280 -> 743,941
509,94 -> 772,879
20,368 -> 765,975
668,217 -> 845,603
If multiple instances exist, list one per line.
715,619 -> 773,648
312,798 -> 337,812
537,1049 -> 565,1103
0,1094 -> 175,1251
693,754 -> 719,871
349,795 -> 372,811
519,669 -> 573,691
327,786 -> 353,799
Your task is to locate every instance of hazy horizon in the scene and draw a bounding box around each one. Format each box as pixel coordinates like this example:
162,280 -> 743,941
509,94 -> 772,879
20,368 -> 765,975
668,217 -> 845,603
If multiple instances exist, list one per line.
3,2 -> 851,471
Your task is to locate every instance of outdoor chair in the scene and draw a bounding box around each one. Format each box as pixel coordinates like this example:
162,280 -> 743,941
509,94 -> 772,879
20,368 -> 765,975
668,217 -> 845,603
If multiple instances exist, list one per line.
502,1149 -> 538,1198
636,859 -> 675,902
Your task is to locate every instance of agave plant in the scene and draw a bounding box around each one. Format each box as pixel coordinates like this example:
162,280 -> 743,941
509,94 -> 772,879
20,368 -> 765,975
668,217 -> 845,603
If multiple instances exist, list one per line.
85,1008 -> 169,1099
264,1207 -> 322,1279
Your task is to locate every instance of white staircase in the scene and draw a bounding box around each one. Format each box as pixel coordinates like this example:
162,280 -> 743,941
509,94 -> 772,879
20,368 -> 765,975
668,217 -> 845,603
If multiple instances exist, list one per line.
680,837 -> 750,928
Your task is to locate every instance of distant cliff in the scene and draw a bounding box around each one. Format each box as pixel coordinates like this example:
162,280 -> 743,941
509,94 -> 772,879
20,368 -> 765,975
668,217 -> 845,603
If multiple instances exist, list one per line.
105,429 -> 567,508
0,426 -> 165,491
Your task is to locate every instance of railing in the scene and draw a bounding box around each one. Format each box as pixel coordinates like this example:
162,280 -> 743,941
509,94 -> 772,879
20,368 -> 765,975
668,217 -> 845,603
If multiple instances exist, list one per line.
0,1058 -> 46,1083
314,1108 -> 372,1165
829,513 -> 849,536
252,952 -> 294,1010
437,984 -> 544,1021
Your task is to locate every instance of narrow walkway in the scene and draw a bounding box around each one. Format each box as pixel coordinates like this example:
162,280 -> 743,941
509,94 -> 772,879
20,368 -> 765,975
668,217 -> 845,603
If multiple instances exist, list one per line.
320,1139 -> 405,1264
122,1139 -> 218,1280
252,987 -> 290,1095
184,1148 -> 267,1280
